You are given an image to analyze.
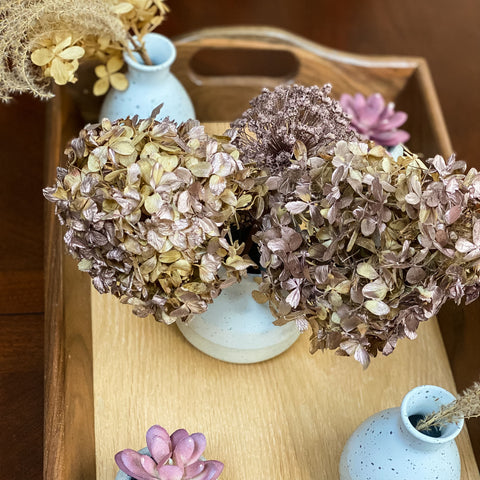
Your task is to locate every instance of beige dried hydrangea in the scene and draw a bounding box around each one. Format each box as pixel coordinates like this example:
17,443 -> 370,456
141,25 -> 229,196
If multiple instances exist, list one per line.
254,140 -> 480,367
44,112 -> 265,324
0,0 -> 169,100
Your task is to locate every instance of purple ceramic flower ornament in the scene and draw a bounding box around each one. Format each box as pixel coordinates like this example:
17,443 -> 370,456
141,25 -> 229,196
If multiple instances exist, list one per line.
115,425 -> 224,480
340,92 -> 410,146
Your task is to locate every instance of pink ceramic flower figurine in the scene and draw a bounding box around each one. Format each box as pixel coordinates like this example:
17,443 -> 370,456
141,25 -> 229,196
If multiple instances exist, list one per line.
340,92 -> 410,146
115,425 -> 224,480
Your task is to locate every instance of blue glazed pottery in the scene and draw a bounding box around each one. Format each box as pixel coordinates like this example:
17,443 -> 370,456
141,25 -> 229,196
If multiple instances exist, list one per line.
339,385 -> 463,480
100,33 -> 195,123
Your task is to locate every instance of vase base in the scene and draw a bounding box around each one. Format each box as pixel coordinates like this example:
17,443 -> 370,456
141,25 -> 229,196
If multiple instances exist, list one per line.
177,319 -> 299,364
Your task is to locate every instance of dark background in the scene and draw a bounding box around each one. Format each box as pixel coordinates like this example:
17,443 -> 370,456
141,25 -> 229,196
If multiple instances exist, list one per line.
1,0 -> 479,477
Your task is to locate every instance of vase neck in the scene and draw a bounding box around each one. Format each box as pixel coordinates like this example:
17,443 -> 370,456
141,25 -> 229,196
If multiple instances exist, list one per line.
126,65 -> 171,84
123,33 -> 176,84
399,385 -> 463,450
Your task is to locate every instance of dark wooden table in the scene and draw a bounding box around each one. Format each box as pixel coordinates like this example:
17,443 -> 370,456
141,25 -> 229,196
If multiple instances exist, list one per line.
1,1 -> 480,478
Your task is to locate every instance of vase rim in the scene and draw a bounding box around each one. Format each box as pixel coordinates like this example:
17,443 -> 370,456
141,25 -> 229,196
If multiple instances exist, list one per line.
123,32 -> 176,72
400,384 -> 464,444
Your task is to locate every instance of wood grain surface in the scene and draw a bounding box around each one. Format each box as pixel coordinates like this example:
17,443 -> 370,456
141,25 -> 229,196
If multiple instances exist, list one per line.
1,2 -> 480,479
91,289 -> 478,479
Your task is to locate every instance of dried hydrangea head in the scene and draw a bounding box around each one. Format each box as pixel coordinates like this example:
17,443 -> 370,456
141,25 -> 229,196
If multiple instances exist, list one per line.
230,83 -> 360,174
44,113 -> 264,324
340,92 -> 410,146
115,424 -> 224,480
254,140 -> 480,367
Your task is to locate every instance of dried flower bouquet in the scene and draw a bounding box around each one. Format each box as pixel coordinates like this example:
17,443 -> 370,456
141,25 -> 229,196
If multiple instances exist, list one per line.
232,84 -> 480,367
44,82 -> 480,367
0,0 -> 169,100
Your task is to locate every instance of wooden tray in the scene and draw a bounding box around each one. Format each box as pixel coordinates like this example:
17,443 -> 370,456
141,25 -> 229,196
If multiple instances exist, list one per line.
44,27 -> 480,479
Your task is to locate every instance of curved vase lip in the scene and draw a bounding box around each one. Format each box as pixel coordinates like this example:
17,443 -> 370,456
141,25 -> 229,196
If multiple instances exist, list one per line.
400,384 -> 464,444
124,32 -> 176,72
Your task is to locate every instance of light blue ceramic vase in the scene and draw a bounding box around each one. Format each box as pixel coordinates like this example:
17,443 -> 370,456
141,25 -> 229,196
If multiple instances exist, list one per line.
339,385 -> 463,480
100,33 -> 195,123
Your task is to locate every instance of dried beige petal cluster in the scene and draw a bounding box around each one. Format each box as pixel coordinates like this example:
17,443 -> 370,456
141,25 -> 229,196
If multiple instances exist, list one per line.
0,0 -> 169,100
44,113 -> 264,324
255,140 -> 480,367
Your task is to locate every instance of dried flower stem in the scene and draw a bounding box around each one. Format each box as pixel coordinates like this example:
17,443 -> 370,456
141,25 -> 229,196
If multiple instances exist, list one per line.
416,382 -> 480,432
127,33 -> 152,66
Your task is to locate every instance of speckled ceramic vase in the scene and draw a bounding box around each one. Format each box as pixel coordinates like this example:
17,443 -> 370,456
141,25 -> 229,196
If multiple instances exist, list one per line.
176,275 -> 300,364
339,385 -> 463,480
100,33 -> 195,123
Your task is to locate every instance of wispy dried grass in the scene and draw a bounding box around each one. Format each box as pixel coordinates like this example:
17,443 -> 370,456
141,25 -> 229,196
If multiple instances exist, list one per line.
416,382 -> 480,432
0,0 -> 127,100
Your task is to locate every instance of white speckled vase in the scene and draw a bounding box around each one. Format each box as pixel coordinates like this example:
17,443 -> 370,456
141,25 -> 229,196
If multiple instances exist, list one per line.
176,275 -> 300,364
100,33 -> 195,123
339,385 -> 463,480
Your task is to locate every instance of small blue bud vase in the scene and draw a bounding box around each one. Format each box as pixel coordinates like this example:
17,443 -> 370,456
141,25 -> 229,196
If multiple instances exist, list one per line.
339,385 -> 463,480
100,33 -> 195,123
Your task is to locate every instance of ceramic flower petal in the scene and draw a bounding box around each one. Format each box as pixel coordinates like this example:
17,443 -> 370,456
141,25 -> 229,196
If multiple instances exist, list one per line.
377,111 -> 408,131
170,429 -> 190,449
146,425 -> 172,465
156,464 -> 184,480
188,460 -> 224,480
372,129 -> 410,146
340,92 -> 410,146
114,449 -> 157,480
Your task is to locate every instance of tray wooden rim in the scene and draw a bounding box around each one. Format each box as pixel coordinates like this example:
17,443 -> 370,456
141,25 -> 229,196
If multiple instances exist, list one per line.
43,26 -> 475,480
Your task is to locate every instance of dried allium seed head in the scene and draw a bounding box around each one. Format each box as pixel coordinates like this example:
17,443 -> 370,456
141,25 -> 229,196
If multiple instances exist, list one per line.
255,140 -> 480,367
44,114 -> 265,324
230,83 -> 360,174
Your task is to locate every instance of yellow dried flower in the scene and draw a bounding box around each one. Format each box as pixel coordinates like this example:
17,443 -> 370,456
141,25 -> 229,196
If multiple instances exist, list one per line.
31,33 -> 85,85
93,54 -> 128,96
0,0 -> 169,100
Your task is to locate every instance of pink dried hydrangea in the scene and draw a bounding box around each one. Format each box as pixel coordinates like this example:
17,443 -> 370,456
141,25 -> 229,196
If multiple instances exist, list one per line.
115,425 -> 223,480
254,140 -> 480,367
340,92 -> 410,146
